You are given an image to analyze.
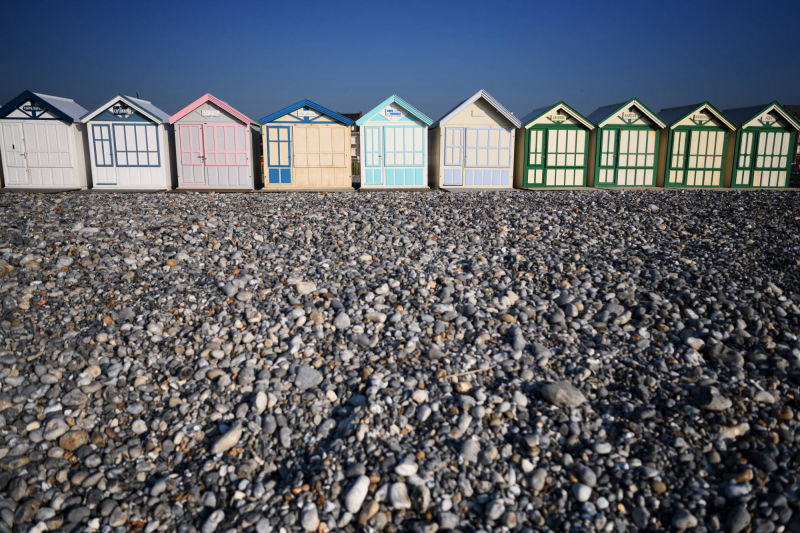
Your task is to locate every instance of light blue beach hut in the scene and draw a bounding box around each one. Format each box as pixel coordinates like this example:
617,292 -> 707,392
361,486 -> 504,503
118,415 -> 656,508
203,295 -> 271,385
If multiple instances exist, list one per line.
356,95 -> 432,188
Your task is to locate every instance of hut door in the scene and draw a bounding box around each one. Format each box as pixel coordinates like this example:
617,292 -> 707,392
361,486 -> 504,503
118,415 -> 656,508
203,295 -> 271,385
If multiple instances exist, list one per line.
179,124 -> 206,186
363,126 -> 382,185
1,123 -> 28,185
22,122 -> 72,186
443,127 -> 463,185
752,130 -> 792,187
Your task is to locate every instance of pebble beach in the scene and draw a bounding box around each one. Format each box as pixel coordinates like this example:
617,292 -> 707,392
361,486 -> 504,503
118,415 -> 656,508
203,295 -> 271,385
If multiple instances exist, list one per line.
0,189 -> 799,532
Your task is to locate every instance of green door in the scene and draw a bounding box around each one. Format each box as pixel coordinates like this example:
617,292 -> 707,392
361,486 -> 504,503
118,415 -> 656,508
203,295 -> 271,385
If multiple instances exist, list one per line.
523,126 -> 587,188
666,129 -> 727,187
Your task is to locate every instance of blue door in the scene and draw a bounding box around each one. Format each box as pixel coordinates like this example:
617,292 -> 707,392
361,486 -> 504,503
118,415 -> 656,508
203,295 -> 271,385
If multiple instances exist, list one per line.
266,126 -> 291,184
363,126 -> 382,185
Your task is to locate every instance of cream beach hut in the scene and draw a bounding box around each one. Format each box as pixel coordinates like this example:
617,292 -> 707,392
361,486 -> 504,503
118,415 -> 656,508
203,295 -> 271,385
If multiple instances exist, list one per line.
429,90 -> 520,189
587,98 -> 666,187
0,90 -> 89,190
724,102 -> 800,188
515,102 -> 594,188
81,95 -> 173,190
259,99 -> 354,190
659,102 -> 735,188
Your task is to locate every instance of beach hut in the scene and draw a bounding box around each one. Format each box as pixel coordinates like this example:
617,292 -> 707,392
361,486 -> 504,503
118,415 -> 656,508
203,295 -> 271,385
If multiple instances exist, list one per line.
356,95 -> 432,188
81,95 -> 172,190
259,99 -> 354,190
724,102 -> 800,188
659,102 -> 735,188
0,90 -> 89,189
170,93 -> 258,190
587,98 -> 666,187
515,102 -> 594,188
429,89 -> 520,189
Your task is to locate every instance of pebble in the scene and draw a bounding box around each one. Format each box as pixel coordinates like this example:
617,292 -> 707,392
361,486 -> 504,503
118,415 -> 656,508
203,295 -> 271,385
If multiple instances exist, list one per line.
726,504 -> 750,533
211,423 -> 243,454
294,365 -> 323,390
299,503 -> 319,532
672,509 -> 698,530
389,482 -> 411,510
572,483 -> 592,502
540,381 -> 586,407
344,475 -> 370,514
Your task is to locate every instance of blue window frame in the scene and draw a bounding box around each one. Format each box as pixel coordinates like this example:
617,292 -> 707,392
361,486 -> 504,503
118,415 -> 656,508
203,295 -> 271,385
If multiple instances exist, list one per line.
92,124 -> 113,167
266,126 -> 291,184
112,123 -> 160,167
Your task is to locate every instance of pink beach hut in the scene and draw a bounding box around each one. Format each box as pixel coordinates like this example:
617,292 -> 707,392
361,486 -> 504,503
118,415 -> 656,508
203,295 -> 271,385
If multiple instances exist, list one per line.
170,93 -> 260,190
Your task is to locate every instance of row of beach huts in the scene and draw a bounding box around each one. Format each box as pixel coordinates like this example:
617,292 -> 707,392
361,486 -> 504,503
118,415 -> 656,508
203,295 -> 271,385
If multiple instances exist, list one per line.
0,89 -> 797,191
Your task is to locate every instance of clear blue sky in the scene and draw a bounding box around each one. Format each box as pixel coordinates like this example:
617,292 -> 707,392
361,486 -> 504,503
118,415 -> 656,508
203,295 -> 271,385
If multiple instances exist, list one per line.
1,0 -> 796,120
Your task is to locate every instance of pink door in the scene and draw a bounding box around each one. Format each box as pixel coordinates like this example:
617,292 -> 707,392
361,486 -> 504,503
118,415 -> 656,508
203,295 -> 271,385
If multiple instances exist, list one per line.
179,124 -> 205,185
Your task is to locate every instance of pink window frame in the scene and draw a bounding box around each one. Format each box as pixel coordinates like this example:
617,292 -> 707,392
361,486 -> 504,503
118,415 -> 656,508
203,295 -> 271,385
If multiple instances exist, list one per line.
203,124 -> 248,166
179,124 -> 204,166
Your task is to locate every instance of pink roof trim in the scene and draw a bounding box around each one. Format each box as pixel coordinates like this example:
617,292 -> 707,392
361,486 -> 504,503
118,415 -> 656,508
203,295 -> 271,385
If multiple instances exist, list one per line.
169,93 -> 253,125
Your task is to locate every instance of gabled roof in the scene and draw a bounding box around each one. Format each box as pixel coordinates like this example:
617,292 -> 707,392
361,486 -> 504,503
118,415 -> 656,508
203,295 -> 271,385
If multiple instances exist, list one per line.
258,99 -> 354,125
356,95 -> 433,126
0,90 -> 87,123
521,101 -> 594,129
432,89 -> 521,128
722,102 -> 800,131
81,94 -> 170,123
587,98 -> 666,128
169,93 -> 254,125
658,102 -> 735,130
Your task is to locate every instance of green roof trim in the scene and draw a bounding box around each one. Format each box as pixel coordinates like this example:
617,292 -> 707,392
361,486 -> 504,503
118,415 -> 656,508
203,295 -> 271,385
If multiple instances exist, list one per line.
588,97 -> 666,129
659,101 -> 735,131
356,94 -> 433,126
522,101 -> 594,130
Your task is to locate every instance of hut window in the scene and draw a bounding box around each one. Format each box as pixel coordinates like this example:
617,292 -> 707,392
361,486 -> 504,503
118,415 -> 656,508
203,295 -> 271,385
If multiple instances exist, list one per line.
112,124 -> 159,167
205,124 -> 248,166
465,128 -> 511,168
92,124 -> 114,167
546,129 -> 585,168
528,130 -> 544,166
384,127 -> 423,166
444,128 -> 463,166
266,127 -> 291,167
179,125 -> 203,166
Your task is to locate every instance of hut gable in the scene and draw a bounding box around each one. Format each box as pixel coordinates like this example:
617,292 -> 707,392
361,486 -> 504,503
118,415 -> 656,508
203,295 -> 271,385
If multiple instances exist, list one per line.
356,95 -> 433,127
81,95 -> 170,125
522,102 -> 594,129
660,102 -> 734,130
259,100 -> 354,126
588,98 -> 666,129
0,91 -> 87,123
170,93 -> 253,126
433,90 -> 520,129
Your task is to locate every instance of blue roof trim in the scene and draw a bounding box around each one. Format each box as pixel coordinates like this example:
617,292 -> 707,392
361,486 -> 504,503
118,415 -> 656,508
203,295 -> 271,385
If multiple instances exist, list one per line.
0,90 -> 87,123
356,94 -> 433,126
259,99 -> 354,125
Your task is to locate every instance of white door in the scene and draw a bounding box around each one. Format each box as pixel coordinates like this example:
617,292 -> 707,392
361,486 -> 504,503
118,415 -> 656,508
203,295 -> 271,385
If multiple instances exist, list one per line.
22,122 -> 73,186
179,124 -> 206,185
443,127 -> 463,185
1,122 -> 28,185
